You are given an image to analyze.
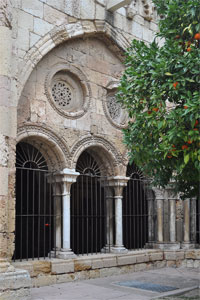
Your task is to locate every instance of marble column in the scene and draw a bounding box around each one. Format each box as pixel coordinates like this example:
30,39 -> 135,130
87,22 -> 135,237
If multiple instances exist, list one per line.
48,181 -> 62,257
101,187 -> 114,252
166,186 -> 180,249
108,176 -> 129,253
146,187 -> 155,247
152,188 -> 164,248
181,198 -> 195,249
54,168 -> 79,259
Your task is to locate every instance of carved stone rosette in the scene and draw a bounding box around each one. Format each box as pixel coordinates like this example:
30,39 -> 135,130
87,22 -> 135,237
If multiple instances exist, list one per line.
45,63 -> 91,119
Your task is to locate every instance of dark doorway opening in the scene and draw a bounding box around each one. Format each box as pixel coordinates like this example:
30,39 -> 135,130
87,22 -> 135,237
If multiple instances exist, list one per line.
71,151 -> 106,255
196,197 -> 200,244
123,163 -> 149,250
14,142 -> 55,260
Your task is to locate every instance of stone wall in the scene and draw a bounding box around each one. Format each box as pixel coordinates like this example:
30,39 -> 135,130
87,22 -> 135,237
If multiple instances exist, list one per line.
12,249 -> 200,288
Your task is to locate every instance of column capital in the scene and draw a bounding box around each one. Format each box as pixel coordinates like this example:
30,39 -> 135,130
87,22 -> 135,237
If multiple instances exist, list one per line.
152,187 -> 165,200
54,168 -> 80,183
107,176 -> 129,197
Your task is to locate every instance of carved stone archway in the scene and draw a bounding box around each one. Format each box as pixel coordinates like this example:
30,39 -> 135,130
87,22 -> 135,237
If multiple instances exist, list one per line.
71,134 -> 127,177
17,20 -> 130,104
17,123 -> 71,171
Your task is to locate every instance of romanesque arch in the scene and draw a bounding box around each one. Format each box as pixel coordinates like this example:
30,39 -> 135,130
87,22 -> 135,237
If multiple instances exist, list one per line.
17,20 -> 130,103
71,134 -> 127,176
17,123 -> 71,170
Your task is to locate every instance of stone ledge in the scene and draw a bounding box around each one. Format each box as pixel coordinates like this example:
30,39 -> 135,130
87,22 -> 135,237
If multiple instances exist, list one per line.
11,249 -> 200,288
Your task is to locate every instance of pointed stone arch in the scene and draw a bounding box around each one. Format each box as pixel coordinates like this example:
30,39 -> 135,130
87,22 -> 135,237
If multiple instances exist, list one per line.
17,20 -> 131,103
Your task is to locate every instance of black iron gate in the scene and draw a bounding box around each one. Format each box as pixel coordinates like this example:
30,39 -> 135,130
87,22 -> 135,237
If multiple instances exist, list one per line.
123,163 -> 154,250
71,174 -> 107,255
196,197 -> 200,244
13,142 -> 56,261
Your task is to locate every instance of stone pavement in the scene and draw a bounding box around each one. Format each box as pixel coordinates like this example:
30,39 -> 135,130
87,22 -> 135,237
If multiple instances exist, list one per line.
31,267 -> 200,300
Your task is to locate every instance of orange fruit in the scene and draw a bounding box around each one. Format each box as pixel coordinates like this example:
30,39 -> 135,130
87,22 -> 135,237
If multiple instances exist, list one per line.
167,155 -> 172,158
182,145 -> 188,150
173,82 -> 178,89
187,140 -> 192,144
152,107 -> 159,112
184,105 -> 188,109
194,120 -> 198,126
194,33 -> 200,40
148,111 -> 152,115
187,47 -> 191,52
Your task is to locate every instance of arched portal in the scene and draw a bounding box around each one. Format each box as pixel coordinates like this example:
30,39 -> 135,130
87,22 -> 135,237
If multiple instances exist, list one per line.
14,142 -> 56,260
123,163 -> 150,250
71,151 -> 107,255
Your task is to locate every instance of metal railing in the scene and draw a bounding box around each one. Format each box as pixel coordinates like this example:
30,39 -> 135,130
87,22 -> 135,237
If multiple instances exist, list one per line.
123,178 -> 155,250
71,174 -> 107,255
13,168 -> 57,261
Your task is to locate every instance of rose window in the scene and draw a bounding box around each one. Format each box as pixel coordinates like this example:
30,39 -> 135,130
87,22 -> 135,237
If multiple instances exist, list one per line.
107,95 -> 121,121
51,81 -> 73,108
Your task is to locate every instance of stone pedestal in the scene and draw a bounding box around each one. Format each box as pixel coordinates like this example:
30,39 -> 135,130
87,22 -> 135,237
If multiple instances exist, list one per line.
0,259 -> 31,300
107,176 -> 129,254
53,169 -> 79,259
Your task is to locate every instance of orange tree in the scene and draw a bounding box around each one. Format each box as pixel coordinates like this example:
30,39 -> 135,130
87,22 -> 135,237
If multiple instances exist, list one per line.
117,0 -> 200,198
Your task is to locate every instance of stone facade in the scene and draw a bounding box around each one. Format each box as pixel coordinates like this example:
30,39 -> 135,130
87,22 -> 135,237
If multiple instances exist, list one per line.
0,1 -> 198,299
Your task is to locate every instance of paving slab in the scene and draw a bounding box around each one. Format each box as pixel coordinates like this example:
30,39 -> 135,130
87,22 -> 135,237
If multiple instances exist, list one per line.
31,267 -> 200,300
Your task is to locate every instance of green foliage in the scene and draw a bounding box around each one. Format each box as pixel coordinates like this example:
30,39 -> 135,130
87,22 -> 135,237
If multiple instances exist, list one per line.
118,0 -> 200,198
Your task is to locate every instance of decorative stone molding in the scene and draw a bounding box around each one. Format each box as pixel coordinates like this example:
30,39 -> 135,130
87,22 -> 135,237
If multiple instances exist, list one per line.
17,21 -> 130,103
103,81 -> 128,129
0,0 -> 12,28
126,0 -> 155,21
45,63 -> 91,119
71,134 -> 127,172
17,123 -> 71,170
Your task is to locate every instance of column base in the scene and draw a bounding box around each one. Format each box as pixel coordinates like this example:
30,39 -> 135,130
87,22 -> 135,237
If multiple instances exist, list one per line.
181,242 -> 196,249
101,245 -> 113,253
110,246 -> 128,254
57,248 -> 77,259
49,248 -> 61,258
153,242 -> 181,250
0,268 -> 31,300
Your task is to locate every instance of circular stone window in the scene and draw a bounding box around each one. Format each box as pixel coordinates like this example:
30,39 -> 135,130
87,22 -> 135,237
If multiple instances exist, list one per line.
103,89 -> 128,129
45,64 -> 91,119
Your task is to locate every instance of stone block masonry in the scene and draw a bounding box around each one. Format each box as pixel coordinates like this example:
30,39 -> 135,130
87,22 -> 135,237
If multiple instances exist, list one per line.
12,249 -> 200,288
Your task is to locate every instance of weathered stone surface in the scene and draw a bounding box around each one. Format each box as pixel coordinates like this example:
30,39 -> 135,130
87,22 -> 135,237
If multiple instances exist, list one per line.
51,260 -> 74,274
32,261 -> 51,276
117,255 -> 136,266
0,0 -> 12,28
32,274 -> 57,287
149,252 -> 163,261
74,259 -> 91,272
164,251 -> 184,261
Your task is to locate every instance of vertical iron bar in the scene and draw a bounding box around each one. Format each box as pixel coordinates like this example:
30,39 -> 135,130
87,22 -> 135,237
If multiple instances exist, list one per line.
20,169 -> 23,261
77,178 -> 79,255
91,175 -> 93,254
82,175 -> 84,255
136,179 -> 139,249
129,179 -> 132,250
38,171 -> 41,260
32,170 -> 35,260
100,176 -> 102,253
49,172 -> 52,259
95,176 -> 98,254
43,172 -> 46,259
140,179 -> 143,248
26,169 -> 29,260
86,175 -> 89,255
